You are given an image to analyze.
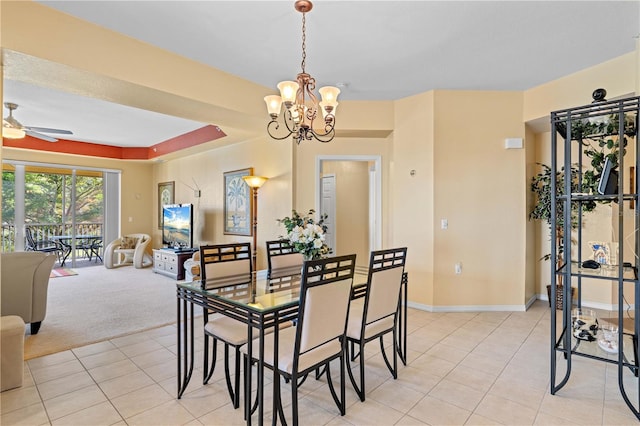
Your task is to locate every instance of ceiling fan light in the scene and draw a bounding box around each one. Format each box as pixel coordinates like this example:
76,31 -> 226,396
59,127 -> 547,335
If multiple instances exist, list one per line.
2,126 -> 26,139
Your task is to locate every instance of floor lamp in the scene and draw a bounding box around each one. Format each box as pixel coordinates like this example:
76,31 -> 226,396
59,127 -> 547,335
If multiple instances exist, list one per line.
242,175 -> 268,283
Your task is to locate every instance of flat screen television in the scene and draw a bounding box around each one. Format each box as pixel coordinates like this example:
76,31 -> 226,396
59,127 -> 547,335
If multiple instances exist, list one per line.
162,203 -> 193,249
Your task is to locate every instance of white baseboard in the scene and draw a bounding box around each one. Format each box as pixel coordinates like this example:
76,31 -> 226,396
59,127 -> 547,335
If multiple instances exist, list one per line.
406,301 -> 528,312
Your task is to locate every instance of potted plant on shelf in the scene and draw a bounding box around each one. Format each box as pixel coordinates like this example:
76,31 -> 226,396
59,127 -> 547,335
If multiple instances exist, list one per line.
530,162 -> 596,308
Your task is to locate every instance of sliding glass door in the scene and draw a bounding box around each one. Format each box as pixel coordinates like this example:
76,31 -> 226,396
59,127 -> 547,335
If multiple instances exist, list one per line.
2,161 -> 118,267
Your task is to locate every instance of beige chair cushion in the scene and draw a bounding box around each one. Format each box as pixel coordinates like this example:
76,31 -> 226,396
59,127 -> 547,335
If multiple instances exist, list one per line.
205,316 -> 248,346
346,303 -> 394,340
366,267 -> 403,323
120,236 -> 137,249
271,253 -> 304,269
241,326 -> 342,374
202,258 -> 251,287
241,276 -> 352,375
346,266 -> 403,341
299,278 -> 352,353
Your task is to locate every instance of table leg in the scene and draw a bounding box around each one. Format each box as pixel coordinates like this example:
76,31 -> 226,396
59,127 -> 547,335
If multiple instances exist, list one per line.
258,322 -> 265,426
272,312 -> 281,426
245,316 -> 254,426
177,294 -> 194,399
59,242 -> 72,267
398,272 -> 408,365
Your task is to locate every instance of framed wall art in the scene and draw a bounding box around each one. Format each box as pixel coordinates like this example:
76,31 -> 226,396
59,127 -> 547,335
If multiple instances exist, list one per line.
224,168 -> 253,235
158,181 -> 175,228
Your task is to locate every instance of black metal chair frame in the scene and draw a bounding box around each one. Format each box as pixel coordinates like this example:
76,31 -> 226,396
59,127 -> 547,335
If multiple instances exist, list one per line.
25,227 -> 64,263
346,247 -> 407,402
244,254 -> 357,426
200,242 -> 252,409
79,238 -> 103,263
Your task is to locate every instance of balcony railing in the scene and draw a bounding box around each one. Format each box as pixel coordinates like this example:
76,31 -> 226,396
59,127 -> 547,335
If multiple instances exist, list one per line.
2,223 -> 103,260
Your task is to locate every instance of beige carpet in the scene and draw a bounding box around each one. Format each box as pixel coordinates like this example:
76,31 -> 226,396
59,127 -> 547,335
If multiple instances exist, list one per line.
25,265 -> 195,359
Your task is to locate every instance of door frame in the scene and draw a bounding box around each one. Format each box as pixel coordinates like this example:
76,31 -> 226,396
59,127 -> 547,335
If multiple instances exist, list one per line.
315,155 -> 382,252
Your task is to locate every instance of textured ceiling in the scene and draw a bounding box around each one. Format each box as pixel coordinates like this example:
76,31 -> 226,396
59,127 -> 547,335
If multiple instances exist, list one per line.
3,0 -> 639,148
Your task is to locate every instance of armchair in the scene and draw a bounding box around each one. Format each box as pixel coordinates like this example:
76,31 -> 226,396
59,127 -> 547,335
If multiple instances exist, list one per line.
183,251 -> 201,281
104,233 -> 153,269
0,251 -> 56,334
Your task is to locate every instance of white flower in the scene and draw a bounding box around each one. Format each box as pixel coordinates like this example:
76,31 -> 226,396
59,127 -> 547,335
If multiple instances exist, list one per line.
313,239 -> 323,248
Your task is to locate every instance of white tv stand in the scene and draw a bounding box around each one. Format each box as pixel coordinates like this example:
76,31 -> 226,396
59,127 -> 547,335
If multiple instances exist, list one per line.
152,248 -> 196,280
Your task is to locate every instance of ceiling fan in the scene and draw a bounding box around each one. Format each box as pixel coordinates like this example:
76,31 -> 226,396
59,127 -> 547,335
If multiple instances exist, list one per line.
3,102 -> 73,142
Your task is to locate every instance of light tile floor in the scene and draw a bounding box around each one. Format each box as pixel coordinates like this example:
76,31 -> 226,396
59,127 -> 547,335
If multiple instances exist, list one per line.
2,300 -> 640,425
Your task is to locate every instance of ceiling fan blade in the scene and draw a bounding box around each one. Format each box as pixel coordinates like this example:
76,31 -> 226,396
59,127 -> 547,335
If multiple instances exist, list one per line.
25,126 -> 73,135
25,130 -> 59,142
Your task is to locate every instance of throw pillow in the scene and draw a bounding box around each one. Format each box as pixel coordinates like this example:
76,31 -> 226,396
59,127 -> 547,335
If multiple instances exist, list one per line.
120,236 -> 137,249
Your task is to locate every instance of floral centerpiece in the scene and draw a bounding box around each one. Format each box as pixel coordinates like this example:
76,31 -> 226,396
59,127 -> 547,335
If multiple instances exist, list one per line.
277,209 -> 331,260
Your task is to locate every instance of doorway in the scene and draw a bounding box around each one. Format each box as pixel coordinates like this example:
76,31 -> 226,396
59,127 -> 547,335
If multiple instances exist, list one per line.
316,155 -> 382,267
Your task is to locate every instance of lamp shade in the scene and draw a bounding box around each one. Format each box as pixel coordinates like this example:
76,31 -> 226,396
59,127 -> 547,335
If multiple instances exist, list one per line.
264,95 -> 283,117
277,81 -> 299,106
242,175 -> 268,189
319,86 -> 340,106
2,126 -> 26,139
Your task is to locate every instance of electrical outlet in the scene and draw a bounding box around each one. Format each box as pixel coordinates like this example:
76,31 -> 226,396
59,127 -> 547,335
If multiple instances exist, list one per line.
441,219 -> 448,230
455,262 -> 462,274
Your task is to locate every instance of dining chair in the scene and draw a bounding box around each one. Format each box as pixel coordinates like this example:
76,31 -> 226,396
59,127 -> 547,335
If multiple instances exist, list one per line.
345,247 -> 407,401
266,239 -> 304,279
79,238 -> 103,263
25,227 -> 63,262
242,254 -> 356,425
200,242 -> 252,409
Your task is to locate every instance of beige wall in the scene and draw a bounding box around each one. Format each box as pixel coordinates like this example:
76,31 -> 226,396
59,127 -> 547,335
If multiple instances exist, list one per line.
321,160 -> 369,268
392,91 -> 435,306
524,52 -> 637,123
432,91 -> 526,307
153,135 -> 293,271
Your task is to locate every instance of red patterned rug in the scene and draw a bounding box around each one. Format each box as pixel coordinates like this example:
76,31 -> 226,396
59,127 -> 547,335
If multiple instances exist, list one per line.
49,268 -> 78,278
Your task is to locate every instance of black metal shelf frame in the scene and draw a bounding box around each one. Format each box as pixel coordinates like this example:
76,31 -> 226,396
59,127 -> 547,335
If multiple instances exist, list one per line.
549,95 -> 640,420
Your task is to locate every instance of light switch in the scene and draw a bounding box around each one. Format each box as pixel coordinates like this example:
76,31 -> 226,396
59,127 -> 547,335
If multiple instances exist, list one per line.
441,219 -> 448,230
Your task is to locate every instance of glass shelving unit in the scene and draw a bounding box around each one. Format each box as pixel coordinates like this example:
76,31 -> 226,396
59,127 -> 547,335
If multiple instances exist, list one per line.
549,94 -> 640,420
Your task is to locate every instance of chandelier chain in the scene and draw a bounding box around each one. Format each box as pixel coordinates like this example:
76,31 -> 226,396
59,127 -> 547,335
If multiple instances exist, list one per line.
301,12 -> 306,73
264,1 -> 337,144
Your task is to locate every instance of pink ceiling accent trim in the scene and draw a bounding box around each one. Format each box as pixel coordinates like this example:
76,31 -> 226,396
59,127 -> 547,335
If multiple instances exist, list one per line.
2,125 -> 226,160
149,125 -> 227,158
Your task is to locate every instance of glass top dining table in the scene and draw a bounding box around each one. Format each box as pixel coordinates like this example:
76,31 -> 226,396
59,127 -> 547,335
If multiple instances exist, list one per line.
175,268 -> 407,425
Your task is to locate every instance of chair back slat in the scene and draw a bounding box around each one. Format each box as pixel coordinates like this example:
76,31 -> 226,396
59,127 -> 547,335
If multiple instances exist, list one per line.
363,247 -> 407,326
295,255 -> 356,358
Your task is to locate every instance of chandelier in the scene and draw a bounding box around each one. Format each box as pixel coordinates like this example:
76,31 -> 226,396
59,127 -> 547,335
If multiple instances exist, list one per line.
264,0 -> 340,144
